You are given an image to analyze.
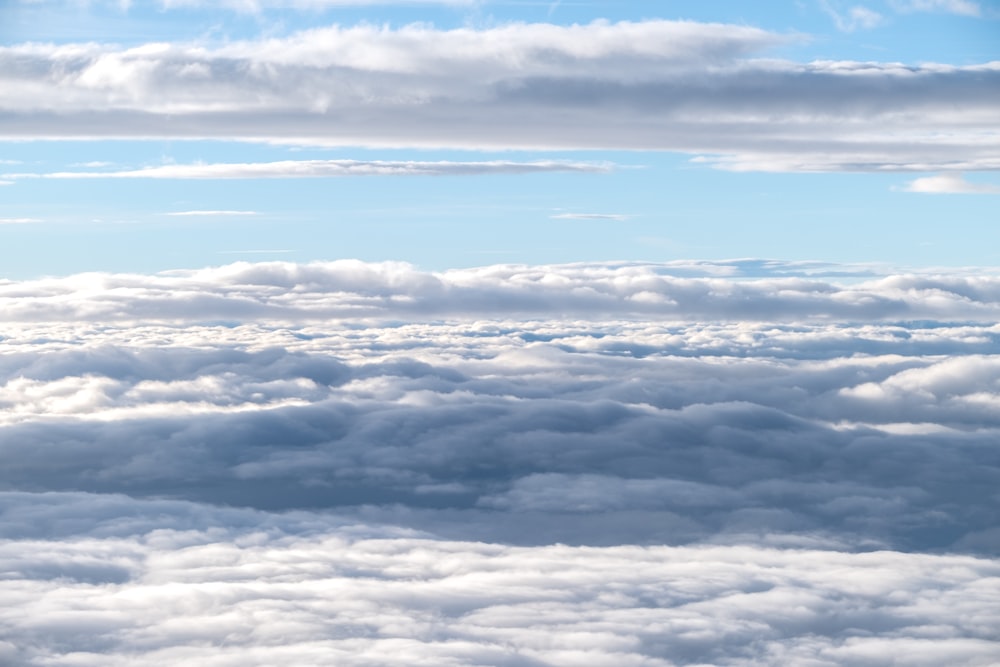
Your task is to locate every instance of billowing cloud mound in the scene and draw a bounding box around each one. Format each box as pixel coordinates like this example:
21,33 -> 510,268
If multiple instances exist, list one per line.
2,20 -> 998,171
2,260 -> 999,664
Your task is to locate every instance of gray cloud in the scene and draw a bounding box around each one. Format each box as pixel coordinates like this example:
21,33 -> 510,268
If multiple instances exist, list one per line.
1,21 -> 997,171
3,259 -> 1000,663
1,261 -> 999,553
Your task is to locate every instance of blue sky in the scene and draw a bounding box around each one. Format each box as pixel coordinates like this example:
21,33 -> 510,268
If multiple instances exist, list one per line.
1,0 -> 998,277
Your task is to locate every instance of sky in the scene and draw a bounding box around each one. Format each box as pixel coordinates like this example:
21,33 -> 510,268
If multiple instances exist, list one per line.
1,0 -> 999,276
2,2 -> 1000,666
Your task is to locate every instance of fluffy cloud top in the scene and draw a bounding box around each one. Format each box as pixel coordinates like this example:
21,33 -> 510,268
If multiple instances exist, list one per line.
3,259 -> 1000,323
2,20 -> 998,171
3,259 -> 999,664
902,173 -> 1000,194
1,495 -> 997,667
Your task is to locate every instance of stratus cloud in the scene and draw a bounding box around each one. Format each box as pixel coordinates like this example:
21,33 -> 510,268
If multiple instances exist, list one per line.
901,173 -> 1000,194
2,20 -> 998,171
4,159 -> 613,180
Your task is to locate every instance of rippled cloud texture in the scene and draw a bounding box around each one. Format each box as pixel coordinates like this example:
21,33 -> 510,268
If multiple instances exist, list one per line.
2,260 -> 999,665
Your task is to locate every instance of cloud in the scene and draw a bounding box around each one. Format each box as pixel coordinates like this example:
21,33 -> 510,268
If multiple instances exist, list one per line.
0,493 -> 997,666
901,173 -> 1000,194
2,258 -> 1000,661
550,212 -> 631,221
0,217 -> 42,224
819,1 -> 886,32
166,210 -> 259,216
159,0 -> 476,9
5,159 -> 614,180
890,0 -> 983,16
1,20 -> 997,172
1,259 -> 1000,554
2,259 -> 1000,324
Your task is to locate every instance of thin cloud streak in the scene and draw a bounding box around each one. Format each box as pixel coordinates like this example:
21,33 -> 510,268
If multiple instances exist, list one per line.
5,159 -> 615,180
550,212 -> 631,221
166,210 -> 259,216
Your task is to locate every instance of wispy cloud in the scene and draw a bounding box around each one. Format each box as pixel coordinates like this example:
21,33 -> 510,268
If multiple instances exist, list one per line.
901,173 -> 1000,193
0,217 -> 42,224
166,210 -> 259,216
550,212 -> 631,221
217,249 -> 296,254
6,160 -> 614,180
890,0 -> 982,16
819,1 -> 885,31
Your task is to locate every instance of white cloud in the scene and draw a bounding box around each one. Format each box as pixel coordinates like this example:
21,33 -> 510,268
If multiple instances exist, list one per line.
1,259 -> 999,323
901,173 -> 1000,193
890,0 -> 982,16
820,1 -> 886,31
159,0 -> 475,8
0,493 -> 997,666
1,20 -> 997,172
2,258 -> 1000,662
0,259 -> 999,553
0,217 -> 42,224
166,210 -> 259,216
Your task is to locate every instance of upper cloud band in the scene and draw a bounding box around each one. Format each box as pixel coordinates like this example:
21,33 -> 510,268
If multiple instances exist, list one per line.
2,20 -> 998,172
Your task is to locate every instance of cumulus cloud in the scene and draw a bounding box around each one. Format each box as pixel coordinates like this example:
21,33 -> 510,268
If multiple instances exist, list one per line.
4,159 -> 613,180
901,173 -> 1000,193
2,259 -> 1000,323
1,20 -> 998,171
0,494 -> 997,666
3,258 -> 1000,661
0,259 -> 999,554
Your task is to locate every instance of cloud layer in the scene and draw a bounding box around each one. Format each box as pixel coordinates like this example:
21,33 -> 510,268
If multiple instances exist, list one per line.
2,20 -> 998,171
3,259 -> 999,663
1,494 -> 998,666
4,259 -> 1000,323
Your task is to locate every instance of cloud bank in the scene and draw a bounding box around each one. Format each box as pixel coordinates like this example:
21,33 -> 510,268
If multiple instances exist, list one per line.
4,259 -> 1000,323
3,259 -> 999,664
2,20 -> 998,171
1,494 -> 997,666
